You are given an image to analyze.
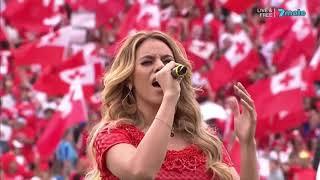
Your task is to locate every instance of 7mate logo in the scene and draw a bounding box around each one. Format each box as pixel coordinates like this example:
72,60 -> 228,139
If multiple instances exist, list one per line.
256,7 -> 306,18
277,8 -> 306,17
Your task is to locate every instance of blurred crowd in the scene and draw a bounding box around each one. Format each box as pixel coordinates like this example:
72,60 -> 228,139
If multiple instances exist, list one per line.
0,0 -> 319,179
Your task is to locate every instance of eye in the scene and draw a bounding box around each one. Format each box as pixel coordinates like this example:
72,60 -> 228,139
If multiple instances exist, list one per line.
141,61 -> 152,65
163,58 -> 174,64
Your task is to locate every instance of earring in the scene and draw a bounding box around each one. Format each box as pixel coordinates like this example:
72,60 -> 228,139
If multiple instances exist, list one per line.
122,84 -> 134,105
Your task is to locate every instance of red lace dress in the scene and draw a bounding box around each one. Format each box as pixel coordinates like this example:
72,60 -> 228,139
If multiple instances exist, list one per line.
93,124 -> 234,180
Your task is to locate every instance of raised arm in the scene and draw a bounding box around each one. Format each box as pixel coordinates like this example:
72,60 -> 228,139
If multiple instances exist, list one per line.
227,82 -> 259,180
105,61 -> 180,179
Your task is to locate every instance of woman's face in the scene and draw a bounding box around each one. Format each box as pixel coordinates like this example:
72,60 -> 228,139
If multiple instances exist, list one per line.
133,38 -> 175,106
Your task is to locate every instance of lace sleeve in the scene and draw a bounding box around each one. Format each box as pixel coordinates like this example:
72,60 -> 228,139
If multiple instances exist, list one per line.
93,125 -> 131,172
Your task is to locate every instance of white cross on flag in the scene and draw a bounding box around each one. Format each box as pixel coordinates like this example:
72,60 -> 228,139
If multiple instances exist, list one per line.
59,64 -> 96,86
248,64 -> 313,119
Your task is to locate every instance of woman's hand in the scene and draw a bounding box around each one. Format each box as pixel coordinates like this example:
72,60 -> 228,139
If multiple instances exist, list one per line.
155,61 -> 181,100
227,82 -> 257,145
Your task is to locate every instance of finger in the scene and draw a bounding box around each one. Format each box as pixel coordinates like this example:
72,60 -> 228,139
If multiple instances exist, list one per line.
234,85 -> 255,108
175,76 -> 183,83
236,82 -> 251,98
240,99 -> 257,122
226,96 -> 240,118
166,61 -> 177,69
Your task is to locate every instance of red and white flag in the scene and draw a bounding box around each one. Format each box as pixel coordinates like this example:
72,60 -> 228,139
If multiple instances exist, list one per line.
68,0 -> 126,27
33,52 -> 103,97
205,30 -> 259,90
117,2 -> 161,39
36,82 -> 87,158
12,26 -> 87,67
274,17 -> 317,71
248,64 -> 313,120
270,110 -> 307,134
185,39 -> 216,71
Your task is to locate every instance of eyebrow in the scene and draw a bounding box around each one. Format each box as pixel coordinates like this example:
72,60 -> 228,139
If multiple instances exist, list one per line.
138,54 -> 174,62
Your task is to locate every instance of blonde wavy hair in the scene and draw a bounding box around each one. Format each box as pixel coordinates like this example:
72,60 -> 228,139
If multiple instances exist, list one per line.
86,31 -> 233,180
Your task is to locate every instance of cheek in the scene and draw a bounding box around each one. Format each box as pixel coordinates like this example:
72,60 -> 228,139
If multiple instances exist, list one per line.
133,68 -> 150,89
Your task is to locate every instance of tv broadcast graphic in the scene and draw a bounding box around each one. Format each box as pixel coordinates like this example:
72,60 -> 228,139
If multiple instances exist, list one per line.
0,0 -> 319,179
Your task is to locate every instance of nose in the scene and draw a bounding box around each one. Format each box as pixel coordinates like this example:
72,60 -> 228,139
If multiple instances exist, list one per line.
154,59 -> 165,73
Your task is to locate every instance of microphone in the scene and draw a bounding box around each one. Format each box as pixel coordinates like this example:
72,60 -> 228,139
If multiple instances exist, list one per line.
171,63 -> 187,79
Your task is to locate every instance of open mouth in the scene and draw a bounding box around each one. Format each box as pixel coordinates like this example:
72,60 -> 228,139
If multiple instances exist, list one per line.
152,80 -> 161,88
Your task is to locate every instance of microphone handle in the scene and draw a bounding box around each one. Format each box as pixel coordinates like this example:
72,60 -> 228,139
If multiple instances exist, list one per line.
171,63 -> 187,79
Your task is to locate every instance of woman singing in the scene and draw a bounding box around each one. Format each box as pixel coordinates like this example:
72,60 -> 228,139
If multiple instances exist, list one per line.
86,31 -> 258,180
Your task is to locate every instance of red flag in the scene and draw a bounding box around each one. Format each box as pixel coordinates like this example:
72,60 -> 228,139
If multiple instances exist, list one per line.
307,0 -> 320,16
205,30 -> 259,90
33,52 -> 102,97
85,0 -> 125,27
274,17 -> 317,71
218,0 -> 255,14
248,64 -> 313,119
262,16 -> 294,43
270,110 -> 307,133
3,0 -> 59,33
185,39 -> 216,71
310,46 -> 320,80
12,26 -> 87,67
117,2 -> 161,39
36,83 -> 87,158
12,41 -> 64,67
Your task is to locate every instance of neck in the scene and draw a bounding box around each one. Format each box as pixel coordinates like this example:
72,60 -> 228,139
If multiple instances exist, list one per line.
136,100 -> 160,128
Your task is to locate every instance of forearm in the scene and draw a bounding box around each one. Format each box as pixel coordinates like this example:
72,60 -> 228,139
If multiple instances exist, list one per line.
131,96 -> 177,177
240,140 -> 259,180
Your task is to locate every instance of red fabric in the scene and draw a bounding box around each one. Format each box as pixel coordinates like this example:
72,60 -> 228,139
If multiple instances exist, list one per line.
219,0 -> 255,14
307,0 -> 320,16
293,168 -> 316,180
274,18 -> 317,71
117,3 -> 161,40
93,124 -> 233,180
247,64 -> 313,119
12,41 -> 64,67
34,52 -> 98,99
184,39 -> 215,71
66,0 -> 125,27
205,31 -> 259,91
36,84 -> 87,158
3,0 -> 56,34
0,26 -> 7,41
262,16 -> 293,43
